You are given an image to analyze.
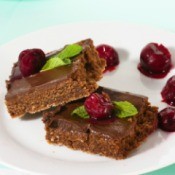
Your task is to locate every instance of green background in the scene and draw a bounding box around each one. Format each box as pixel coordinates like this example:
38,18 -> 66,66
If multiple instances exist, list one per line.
0,0 -> 174,174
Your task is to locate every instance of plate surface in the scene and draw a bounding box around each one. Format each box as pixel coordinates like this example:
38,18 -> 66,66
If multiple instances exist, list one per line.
0,22 -> 175,175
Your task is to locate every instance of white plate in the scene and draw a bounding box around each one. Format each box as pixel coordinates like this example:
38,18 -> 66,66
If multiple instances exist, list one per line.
0,22 -> 175,175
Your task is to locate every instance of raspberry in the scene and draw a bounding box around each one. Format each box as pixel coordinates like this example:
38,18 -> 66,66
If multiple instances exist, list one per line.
138,43 -> 171,78
96,44 -> 119,71
161,76 -> 175,106
18,49 -> 46,77
158,107 -> 175,132
84,93 -> 114,120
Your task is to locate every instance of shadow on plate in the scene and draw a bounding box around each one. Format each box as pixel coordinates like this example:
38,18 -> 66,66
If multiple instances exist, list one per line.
128,130 -> 169,158
20,111 -> 43,121
168,47 -> 175,66
139,73 -> 164,91
115,47 -> 129,64
20,106 -> 57,121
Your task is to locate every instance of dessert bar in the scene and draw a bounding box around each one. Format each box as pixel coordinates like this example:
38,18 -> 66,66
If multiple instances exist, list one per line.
43,87 -> 158,159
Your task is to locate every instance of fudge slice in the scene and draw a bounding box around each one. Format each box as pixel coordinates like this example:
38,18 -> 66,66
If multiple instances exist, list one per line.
5,39 -> 106,118
43,87 -> 158,159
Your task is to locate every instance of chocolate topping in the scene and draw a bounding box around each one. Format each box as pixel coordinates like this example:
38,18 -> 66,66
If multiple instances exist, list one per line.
43,87 -> 148,140
6,64 -> 75,98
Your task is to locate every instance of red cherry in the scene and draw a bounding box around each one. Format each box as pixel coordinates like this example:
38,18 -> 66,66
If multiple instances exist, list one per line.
18,49 -> 46,77
161,76 -> 175,106
96,44 -> 119,71
84,93 -> 114,120
158,107 -> 175,132
138,43 -> 171,78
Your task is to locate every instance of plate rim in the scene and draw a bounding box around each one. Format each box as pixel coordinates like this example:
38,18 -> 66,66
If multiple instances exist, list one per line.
0,21 -> 175,175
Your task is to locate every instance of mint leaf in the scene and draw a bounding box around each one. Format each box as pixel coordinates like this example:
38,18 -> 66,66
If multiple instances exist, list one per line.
71,105 -> 89,119
41,44 -> 82,71
113,101 -> 138,118
58,44 -> 82,59
41,57 -> 71,71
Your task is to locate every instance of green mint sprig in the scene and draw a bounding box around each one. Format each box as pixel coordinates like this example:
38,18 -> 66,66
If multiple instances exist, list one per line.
113,101 -> 138,118
41,44 -> 82,71
71,105 -> 89,119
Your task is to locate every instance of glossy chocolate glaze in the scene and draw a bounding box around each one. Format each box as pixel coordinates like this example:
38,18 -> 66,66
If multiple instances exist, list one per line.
6,63 -> 75,98
43,87 -> 148,139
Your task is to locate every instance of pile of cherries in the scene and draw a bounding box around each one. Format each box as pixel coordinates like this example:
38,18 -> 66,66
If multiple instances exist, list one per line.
159,76 -> 175,132
12,42 -> 175,132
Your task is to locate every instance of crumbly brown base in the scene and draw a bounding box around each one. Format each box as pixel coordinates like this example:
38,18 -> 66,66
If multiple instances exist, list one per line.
44,105 -> 157,159
6,79 -> 97,118
5,39 -> 105,118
